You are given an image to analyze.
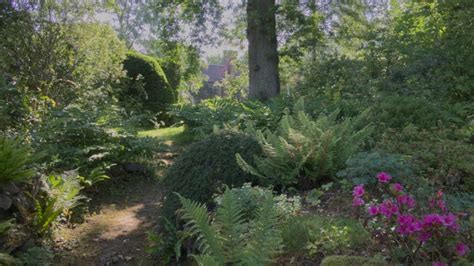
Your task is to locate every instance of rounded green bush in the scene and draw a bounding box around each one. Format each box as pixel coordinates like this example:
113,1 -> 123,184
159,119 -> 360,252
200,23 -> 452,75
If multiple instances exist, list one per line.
122,51 -> 176,116
161,132 -> 262,220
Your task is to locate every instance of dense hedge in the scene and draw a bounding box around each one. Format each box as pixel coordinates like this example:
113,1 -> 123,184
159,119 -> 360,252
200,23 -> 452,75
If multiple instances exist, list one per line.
161,132 -> 262,220
122,51 -> 176,117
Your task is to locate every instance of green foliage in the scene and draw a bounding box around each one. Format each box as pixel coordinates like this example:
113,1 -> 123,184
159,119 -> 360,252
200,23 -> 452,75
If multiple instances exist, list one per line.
122,51 -> 176,119
170,97 -> 287,137
161,132 -> 262,221
0,136 -> 35,185
177,187 -> 283,265
377,125 -> 474,192
32,104 -> 158,173
0,252 -> 16,266
0,83 -> 28,131
0,219 -> 14,235
320,255 -> 386,266
17,246 -> 53,266
32,172 -> 85,235
280,215 -> 370,258
367,95 -> 465,131
213,183 -> 301,220
337,152 -> 416,187
237,98 -> 372,191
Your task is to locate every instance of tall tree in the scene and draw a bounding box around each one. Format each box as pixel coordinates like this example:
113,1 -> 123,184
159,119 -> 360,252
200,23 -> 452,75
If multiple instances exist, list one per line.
247,0 -> 280,101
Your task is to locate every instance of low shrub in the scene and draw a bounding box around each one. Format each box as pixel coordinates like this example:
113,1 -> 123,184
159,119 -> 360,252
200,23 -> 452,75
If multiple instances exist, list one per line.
377,125 -> 474,192
169,97 -> 287,137
367,95 -> 464,131
352,172 -> 472,265
237,98 -> 372,191
281,214 -> 370,257
161,132 -> 262,221
320,255 -> 387,266
213,183 -> 301,220
337,152 -> 417,187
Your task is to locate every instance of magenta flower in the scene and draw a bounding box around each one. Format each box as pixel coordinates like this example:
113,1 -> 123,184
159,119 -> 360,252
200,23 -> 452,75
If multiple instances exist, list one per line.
396,214 -> 421,236
368,205 -> 379,216
397,194 -> 416,209
442,213 -> 457,228
352,197 -> 365,206
352,184 -> 365,197
422,214 -> 443,228
455,242 -> 469,256
432,262 -> 447,266
377,172 -> 392,183
418,231 -> 432,242
379,200 -> 398,218
391,182 -> 403,192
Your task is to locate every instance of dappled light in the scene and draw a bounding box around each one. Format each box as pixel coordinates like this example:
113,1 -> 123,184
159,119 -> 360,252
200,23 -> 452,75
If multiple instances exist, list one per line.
1,0 -> 473,265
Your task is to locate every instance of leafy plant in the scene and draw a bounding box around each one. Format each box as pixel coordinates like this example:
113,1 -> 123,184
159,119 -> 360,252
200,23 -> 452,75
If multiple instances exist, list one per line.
0,219 -> 14,235
352,172 -> 471,264
213,183 -> 301,220
0,136 -> 35,185
32,172 -> 86,235
17,246 -> 53,266
337,152 -> 418,187
377,125 -> 474,192
237,98 -> 372,191
161,132 -> 262,221
176,187 -> 283,265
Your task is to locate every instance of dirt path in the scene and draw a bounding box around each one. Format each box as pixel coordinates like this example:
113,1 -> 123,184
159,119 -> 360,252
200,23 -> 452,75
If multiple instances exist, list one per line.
53,175 -> 163,266
51,129 -> 189,266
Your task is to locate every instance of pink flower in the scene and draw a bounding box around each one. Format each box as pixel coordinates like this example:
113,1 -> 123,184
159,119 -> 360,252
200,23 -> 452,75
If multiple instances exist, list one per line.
368,205 -> 379,216
442,213 -> 457,228
397,194 -> 416,209
455,242 -> 469,256
391,182 -> 403,192
352,197 -> 365,206
377,172 -> 392,183
352,184 -> 365,197
432,262 -> 447,266
422,214 -> 443,228
418,231 -> 432,242
379,200 -> 398,218
396,214 -> 421,235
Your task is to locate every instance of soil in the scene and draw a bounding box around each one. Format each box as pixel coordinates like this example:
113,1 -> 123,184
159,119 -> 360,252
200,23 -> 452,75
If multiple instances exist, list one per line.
52,176 -> 163,266
52,147 -> 182,266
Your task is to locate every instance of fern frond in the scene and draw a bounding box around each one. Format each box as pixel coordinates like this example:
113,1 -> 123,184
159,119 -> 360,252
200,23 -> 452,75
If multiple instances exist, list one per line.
176,193 -> 225,264
242,195 -> 283,265
214,188 -> 246,263
193,254 -> 221,266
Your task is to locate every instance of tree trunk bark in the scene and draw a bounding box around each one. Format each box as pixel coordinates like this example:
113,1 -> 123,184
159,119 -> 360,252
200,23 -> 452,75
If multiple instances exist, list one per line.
247,0 -> 280,101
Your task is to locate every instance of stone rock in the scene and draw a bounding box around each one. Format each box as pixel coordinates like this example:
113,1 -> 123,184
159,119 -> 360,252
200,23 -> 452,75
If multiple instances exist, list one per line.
0,193 -> 12,210
1,182 -> 20,195
123,163 -> 147,174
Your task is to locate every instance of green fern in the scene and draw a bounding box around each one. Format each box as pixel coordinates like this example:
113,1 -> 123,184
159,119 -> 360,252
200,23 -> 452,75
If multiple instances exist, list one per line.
177,187 -> 283,265
32,172 -> 86,235
0,136 -> 35,185
237,97 -> 372,190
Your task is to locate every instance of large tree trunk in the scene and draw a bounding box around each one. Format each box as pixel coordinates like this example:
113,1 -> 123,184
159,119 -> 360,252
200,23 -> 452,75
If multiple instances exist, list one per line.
247,0 -> 280,101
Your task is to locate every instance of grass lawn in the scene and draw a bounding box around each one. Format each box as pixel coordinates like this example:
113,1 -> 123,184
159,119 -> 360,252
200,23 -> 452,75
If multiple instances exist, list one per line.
137,126 -> 193,145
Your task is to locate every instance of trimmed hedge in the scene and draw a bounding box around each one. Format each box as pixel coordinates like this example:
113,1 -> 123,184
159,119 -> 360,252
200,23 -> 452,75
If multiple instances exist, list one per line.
122,51 -> 176,117
161,132 -> 262,220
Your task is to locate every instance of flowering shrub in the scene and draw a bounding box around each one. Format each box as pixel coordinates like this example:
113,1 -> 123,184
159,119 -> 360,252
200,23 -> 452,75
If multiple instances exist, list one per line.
352,172 -> 471,265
